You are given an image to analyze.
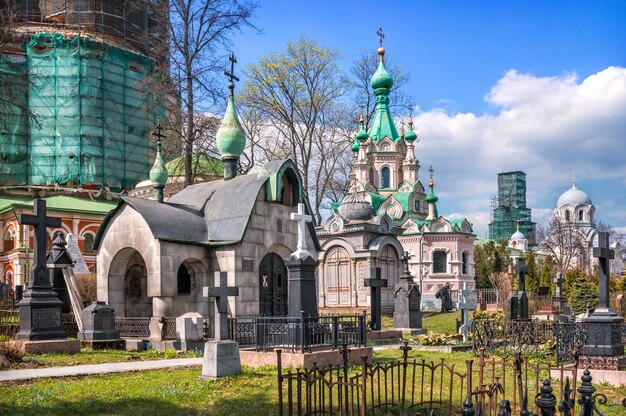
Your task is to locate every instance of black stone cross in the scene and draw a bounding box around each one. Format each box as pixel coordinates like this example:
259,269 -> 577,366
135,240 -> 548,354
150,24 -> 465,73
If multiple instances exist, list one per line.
364,267 -> 387,331
205,271 -> 239,340
554,272 -> 563,297
515,258 -> 529,292
400,251 -> 414,280
593,232 -> 614,310
17,199 -> 61,287
224,52 -> 240,95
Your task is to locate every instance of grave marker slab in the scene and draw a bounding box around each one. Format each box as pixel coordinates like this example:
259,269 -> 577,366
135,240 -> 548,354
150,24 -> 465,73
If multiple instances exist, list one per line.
365,268 -> 387,331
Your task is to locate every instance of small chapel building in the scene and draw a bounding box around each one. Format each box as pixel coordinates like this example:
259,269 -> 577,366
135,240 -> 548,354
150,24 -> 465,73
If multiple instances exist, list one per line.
317,44 -> 476,313
94,73 -> 319,338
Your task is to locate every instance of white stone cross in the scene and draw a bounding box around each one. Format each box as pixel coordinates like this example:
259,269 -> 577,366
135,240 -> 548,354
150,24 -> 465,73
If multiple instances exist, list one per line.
290,203 -> 312,255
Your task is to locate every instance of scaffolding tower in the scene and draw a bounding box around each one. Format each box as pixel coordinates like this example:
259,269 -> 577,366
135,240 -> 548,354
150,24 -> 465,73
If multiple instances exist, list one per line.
0,0 -> 166,192
488,171 -> 537,246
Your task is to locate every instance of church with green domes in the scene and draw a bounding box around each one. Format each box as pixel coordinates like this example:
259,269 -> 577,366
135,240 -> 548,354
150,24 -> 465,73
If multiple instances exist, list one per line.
318,45 -> 476,312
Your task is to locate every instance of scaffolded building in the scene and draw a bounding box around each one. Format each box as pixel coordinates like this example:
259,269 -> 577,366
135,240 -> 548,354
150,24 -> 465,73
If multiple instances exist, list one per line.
0,0 -> 165,191
0,1 -> 166,287
488,171 -> 536,246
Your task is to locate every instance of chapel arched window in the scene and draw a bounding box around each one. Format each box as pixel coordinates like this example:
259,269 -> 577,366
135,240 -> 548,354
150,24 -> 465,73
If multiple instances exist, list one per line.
177,264 -> 192,295
381,167 -> 391,189
432,251 -> 447,274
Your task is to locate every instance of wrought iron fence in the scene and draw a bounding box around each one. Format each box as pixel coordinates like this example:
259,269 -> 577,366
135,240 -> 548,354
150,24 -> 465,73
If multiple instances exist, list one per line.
229,313 -> 367,352
476,289 -> 500,305
277,343 -> 625,416
554,322 -> 626,365
472,319 -> 554,357
115,317 -> 151,338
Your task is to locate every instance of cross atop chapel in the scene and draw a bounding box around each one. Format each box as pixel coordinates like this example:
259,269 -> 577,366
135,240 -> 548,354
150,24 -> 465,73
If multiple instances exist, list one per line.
290,203 -> 312,257
224,52 -> 240,95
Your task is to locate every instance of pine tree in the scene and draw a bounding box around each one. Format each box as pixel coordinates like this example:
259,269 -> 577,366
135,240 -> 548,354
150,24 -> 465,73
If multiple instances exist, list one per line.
526,251 -> 539,296
567,270 -> 598,314
539,256 -> 554,294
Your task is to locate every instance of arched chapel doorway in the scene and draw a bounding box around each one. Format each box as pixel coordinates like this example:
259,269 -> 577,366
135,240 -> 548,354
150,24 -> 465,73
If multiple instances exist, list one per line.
108,247 -> 152,318
259,253 -> 288,316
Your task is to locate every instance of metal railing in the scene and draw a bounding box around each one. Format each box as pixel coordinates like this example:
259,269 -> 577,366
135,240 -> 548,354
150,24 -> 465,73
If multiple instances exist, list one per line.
115,317 -> 151,338
229,313 -> 367,352
554,322 -> 626,365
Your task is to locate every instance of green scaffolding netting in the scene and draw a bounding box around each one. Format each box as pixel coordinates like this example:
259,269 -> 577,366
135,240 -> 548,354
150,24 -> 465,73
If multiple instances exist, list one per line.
0,33 -> 162,191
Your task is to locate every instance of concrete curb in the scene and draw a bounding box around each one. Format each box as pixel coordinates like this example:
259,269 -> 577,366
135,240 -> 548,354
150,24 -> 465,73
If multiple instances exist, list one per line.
0,357 -> 203,383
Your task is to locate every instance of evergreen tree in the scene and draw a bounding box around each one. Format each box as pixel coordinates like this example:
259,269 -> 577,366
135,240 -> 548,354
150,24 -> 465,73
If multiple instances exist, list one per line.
539,256 -> 554,294
526,251 -> 539,296
567,270 -> 598,314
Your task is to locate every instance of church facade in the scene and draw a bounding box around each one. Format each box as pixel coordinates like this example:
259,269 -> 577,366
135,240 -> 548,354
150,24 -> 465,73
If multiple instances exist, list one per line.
94,74 -> 319,339
318,45 -> 476,313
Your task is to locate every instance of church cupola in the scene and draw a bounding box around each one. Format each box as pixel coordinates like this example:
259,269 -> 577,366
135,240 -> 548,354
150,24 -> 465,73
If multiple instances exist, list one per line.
149,125 -> 168,203
216,52 -> 246,180
425,166 -> 439,220
368,30 -> 400,143
402,115 -> 419,184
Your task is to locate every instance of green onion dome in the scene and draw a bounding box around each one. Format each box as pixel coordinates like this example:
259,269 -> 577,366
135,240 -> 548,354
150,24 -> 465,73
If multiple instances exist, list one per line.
149,140 -> 168,186
404,117 -> 417,142
216,95 -> 246,159
370,48 -> 393,90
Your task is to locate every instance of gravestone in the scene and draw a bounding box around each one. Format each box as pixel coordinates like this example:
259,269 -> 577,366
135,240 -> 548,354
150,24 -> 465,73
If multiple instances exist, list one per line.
200,271 -> 241,380
174,312 -> 205,352
77,301 -> 120,345
286,203 -> 318,318
365,267 -> 387,331
458,282 -> 476,343
66,233 -> 90,274
47,231 -> 74,313
15,199 -> 66,341
394,251 -> 422,330
509,258 -> 529,321
583,232 -> 624,358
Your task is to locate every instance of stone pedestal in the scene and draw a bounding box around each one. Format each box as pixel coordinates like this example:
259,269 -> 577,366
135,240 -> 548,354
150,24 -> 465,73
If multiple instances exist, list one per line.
286,253 -> 318,318
77,301 -> 120,342
393,281 -> 422,329
199,340 -> 241,379
583,310 -> 625,357
176,312 -> 204,342
508,291 -> 529,321
149,317 -> 165,341
16,284 -> 66,341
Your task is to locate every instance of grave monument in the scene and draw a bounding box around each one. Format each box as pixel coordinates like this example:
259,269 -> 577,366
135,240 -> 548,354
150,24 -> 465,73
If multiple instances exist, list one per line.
15,199 -> 80,352
582,232 -> 625,367
364,268 -> 387,331
393,251 -> 422,332
200,271 -> 241,379
509,258 -> 529,321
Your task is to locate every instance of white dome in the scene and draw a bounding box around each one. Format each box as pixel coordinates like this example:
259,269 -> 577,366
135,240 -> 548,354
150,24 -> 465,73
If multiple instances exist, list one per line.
557,185 -> 592,207
511,230 -> 525,240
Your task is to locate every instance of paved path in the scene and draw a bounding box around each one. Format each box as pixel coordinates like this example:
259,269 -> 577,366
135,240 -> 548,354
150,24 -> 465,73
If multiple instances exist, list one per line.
0,358 -> 203,383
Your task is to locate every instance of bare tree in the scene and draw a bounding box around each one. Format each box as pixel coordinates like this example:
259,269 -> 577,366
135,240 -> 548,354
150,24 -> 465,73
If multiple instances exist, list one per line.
349,50 -> 414,130
239,36 -> 350,222
538,215 -> 590,274
145,0 -> 257,187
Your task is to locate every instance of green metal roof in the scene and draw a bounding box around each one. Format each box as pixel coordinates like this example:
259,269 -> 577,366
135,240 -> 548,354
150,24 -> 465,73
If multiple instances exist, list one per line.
391,192 -> 411,212
0,194 -> 117,215
367,192 -> 387,211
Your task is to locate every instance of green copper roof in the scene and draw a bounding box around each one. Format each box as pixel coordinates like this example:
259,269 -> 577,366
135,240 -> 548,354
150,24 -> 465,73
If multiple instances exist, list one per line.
367,192 -> 387,211
216,95 -> 246,159
425,190 -> 438,203
391,192 -> 411,212
166,155 -> 224,177
149,143 -> 168,186
368,54 -> 400,143
450,218 -> 473,232
0,194 -> 117,215
351,136 -> 360,152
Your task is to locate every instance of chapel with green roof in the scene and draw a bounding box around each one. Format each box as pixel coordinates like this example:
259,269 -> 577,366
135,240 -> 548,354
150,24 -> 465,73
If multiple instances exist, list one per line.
317,43 -> 476,313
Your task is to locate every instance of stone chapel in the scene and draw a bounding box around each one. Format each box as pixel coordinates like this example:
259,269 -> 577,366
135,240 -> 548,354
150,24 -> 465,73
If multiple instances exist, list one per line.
318,44 -> 476,313
94,71 -> 319,338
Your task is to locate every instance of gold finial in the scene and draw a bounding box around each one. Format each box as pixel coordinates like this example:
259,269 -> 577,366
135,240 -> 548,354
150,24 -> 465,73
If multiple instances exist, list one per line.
408,106 -> 413,126
359,113 -> 364,124
429,165 -> 434,187
377,27 -> 385,61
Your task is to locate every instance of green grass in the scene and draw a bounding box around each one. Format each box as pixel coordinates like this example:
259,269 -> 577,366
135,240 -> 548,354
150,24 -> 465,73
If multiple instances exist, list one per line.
422,311 -> 462,334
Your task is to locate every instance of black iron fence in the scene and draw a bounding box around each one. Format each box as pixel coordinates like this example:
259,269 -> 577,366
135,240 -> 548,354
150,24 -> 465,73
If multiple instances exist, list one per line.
472,319 -> 554,357
277,343 -> 626,416
229,313 -> 367,352
554,322 -> 626,365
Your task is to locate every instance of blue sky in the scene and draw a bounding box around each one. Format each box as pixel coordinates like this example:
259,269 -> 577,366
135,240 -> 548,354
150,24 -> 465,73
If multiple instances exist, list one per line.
232,0 -> 626,236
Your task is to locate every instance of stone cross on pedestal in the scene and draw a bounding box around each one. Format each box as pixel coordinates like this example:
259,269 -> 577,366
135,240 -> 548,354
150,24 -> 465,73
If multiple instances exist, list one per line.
365,267 -> 387,331
15,198 -> 67,341
515,258 -> 528,292
400,251 -> 414,281
204,271 -> 239,340
554,272 -> 563,297
290,203 -> 312,256
17,199 -> 62,286
594,232 -> 614,313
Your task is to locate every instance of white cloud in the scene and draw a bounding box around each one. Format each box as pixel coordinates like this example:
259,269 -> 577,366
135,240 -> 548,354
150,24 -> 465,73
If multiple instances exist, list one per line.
413,66 -> 626,234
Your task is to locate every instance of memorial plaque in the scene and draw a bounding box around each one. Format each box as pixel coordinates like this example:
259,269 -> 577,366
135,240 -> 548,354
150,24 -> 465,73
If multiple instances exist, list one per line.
78,302 -> 120,341
32,308 -> 61,329
242,258 -> 255,272
408,291 -> 420,311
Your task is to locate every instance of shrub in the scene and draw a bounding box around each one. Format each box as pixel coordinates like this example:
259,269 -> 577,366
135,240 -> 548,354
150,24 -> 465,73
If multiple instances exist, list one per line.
75,273 -> 97,306
472,310 -> 504,321
0,341 -> 25,365
416,333 -> 462,346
